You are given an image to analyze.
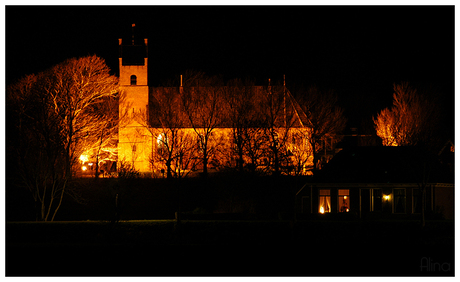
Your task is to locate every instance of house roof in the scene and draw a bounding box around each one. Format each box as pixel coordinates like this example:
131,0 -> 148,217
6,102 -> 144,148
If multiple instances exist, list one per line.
314,146 -> 454,184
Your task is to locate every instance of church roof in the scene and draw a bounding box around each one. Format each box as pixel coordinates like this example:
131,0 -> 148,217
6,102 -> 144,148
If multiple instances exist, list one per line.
148,85 -> 310,129
314,146 -> 454,184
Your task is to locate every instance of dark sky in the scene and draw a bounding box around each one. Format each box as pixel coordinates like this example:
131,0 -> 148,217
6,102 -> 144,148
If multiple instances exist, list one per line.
5,6 -> 455,136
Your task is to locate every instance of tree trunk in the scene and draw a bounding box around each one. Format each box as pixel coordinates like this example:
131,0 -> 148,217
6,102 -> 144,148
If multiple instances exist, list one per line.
166,159 -> 173,179
273,148 -> 280,176
51,180 -> 67,221
202,138 -> 208,178
202,157 -> 208,178
95,154 -> 100,178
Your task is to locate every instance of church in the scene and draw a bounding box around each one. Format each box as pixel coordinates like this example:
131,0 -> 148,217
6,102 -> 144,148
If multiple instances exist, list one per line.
117,31 -> 313,177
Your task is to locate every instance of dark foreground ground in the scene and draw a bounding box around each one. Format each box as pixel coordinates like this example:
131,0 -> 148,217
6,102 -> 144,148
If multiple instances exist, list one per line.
6,219 -> 454,276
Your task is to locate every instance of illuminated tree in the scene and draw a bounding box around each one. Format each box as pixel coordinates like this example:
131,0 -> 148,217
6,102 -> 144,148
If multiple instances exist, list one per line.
374,82 -> 441,147
297,86 -> 346,174
6,55 -> 118,221
79,94 -> 119,178
48,55 -> 118,178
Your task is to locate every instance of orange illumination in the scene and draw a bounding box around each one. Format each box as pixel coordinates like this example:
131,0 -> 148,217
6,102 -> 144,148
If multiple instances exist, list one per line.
384,195 -> 390,201
346,208 -> 349,212
319,206 -> 325,214
82,166 -> 87,171
344,196 -> 347,200
80,154 -> 89,163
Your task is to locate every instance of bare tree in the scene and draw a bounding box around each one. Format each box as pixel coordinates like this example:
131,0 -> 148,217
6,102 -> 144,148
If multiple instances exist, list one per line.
297,86 -> 346,174
47,55 -> 118,178
7,73 -> 66,221
223,78 -> 260,172
79,94 -> 119,178
7,55 -> 118,221
147,86 -> 200,178
181,71 -> 226,177
258,84 -> 295,175
374,82 -> 441,147
287,128 -> 314,176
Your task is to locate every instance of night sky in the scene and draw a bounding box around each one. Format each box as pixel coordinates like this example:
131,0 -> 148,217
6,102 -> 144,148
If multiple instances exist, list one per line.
5,6 -> 455,138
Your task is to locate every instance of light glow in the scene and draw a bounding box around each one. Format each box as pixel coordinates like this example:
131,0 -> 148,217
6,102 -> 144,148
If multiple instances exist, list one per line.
384,195 -> 390,201
82,166 -> 87,171
80,154 -> 89,163
319,206 -> 325,214
157,133 -> 167,146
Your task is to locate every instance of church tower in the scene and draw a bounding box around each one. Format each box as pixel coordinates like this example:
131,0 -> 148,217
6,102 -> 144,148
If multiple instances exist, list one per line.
118,24 -> 152,173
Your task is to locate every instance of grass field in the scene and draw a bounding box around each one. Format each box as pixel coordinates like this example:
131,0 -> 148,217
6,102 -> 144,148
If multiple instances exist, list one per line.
6,219 -> 454,276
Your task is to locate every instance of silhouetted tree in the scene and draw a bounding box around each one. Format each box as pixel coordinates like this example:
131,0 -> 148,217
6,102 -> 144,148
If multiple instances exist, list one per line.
7,73 -> 66,221
181,71 -> 226,177
146,86 -> 200,178
223,78 -> 261,172
296,86 -> 346,174
258,83 -> 295,175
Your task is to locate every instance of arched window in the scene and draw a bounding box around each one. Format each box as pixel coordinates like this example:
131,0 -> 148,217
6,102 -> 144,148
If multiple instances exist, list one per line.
130,75 -> 137,85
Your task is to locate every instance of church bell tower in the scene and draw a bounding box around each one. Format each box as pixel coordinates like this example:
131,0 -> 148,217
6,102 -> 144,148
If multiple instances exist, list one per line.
118,23 -> 148,116
118,24 -> 151,173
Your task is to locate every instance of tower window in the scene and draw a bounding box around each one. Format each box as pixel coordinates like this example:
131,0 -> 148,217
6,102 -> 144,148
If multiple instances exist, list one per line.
130,75 -> 137,85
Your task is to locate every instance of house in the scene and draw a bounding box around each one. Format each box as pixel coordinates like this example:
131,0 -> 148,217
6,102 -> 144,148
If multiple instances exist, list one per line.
117,32 -> 313,176
295,146 -> 454,220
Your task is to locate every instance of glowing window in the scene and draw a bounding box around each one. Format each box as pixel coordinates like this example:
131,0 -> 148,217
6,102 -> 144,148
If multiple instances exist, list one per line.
338,189 -> 350,212
130,75 -> 137,85
319,189 -> 331,214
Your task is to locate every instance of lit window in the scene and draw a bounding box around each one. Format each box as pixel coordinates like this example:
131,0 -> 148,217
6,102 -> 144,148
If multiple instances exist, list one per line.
130,75 -> 137,85
338,189 -> 350,212
319,189 -> 331,214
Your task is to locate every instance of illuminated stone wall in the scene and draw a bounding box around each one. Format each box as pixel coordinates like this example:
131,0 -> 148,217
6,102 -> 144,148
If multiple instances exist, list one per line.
118,124 -> 312,176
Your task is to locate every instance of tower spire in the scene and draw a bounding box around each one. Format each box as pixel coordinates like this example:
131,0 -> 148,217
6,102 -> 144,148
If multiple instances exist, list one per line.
131,23 -> 136,45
